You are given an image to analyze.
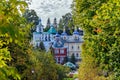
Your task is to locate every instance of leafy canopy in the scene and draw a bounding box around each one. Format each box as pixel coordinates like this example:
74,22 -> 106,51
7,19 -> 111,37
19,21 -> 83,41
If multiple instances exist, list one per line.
73,0 -> 120,79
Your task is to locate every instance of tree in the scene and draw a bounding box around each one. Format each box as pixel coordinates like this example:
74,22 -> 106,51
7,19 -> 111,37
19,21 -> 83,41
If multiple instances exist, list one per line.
39,41 -> 45,51
8,40 -> 33,80
23,9 -> 39,25
44,18 -> 51,32
73,0 -> 120,79
58,13 -> 74,35
27,50 -> 70,80
0,0 -> 28,79
46,18 -> 51,28
56,64 -> 70,80
70,54 -> 76,64
44,27 -> 50,32
53,17 -> 57,28
23,9 -> 39,38
0,35 -> 20,80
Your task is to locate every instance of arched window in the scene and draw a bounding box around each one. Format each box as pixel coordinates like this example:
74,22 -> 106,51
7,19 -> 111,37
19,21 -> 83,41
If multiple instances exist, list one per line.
76,53 -> 79,57
72,46 -> 73,49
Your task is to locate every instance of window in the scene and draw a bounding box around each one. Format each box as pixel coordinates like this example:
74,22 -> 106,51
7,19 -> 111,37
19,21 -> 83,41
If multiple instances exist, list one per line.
71,46 -> 74,49
54,49 -> 59,54
55,57 -> 58,63
76,53 -> 79,57
60,49 -> 64,54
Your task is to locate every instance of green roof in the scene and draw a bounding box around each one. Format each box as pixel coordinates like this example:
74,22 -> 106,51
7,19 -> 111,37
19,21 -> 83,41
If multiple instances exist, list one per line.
47,26 -> 57,34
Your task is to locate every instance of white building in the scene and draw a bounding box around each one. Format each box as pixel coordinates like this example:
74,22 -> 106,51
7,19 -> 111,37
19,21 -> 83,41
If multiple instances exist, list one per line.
32,19 -> 57,50
32,19 -> 84,62
61,28 -> 83,61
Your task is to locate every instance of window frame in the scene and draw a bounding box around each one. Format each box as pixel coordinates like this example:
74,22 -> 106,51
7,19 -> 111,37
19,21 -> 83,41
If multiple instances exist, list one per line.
54,49 -> 59,54
60,49 -> 64,54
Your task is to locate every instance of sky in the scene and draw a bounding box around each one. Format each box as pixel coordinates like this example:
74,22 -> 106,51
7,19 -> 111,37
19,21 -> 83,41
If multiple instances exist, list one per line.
28,0 -> 73,26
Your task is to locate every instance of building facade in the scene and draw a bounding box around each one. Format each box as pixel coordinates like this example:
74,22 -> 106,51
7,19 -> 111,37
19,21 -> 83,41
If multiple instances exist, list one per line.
33,19 -> 57,49
52,33 -> 67,64
61,28 -> 83,61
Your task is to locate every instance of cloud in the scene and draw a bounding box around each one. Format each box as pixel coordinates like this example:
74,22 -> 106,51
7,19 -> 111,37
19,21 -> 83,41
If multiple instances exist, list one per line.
28,0 -> 73,26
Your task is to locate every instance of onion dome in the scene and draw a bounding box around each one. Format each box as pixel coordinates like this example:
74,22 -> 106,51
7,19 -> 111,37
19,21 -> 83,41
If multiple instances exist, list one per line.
61,27 -> 67,36
55,32 -> 60,37
62,32 -> 67,36
73,30 -> 79,35
73,27 -> 79,35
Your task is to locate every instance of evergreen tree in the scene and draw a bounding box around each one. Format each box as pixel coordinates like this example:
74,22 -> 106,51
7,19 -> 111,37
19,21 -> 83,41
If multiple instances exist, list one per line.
46,18 -> 51,28
44,18 -> 51,32
39,41 -> 46,51
53,17 -> 57,28
70,54 -> 76,64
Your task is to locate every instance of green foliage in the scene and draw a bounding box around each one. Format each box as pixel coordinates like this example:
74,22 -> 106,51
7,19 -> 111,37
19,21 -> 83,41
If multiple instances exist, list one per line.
73,0 -> 120,79
32,51 -> 58,80
37,41 -> 46,51
44,26 -> 50,32
63,57 -> 69,63
23,9 -> 39,25
70,54 -> 76,64
58,13 -> 74,35
56,64 -> 70,80
0,0 -> 30,79
0,0 -> 35,80
19,49 -> 70,80
0,34 -> 21,80
23,9 -> 39,38
0,0 -> 28,39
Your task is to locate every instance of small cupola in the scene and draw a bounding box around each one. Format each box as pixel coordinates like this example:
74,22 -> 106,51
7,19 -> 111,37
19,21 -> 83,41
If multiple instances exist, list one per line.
73,27 -> 79,40
36,18 -> 43,33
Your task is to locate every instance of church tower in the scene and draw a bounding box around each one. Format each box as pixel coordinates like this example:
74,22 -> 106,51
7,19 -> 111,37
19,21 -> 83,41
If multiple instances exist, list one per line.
36,18 -> 44,33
